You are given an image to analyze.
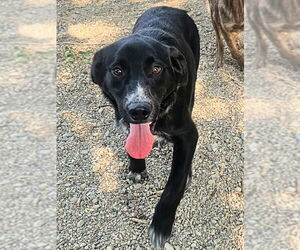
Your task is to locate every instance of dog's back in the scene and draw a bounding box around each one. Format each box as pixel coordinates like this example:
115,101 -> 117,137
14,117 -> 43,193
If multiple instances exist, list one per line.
133,7 -> 200,69
220,0 -> 244,25
249,0 -> 299,25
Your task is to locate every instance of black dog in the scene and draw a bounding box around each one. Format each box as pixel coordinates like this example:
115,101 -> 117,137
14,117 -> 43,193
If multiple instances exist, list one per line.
91,7 -> 199,248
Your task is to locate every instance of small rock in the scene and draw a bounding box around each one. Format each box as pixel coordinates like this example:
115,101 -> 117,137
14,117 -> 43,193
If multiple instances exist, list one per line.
296,179 -> 300,193
211,173 -> 218,179
286,187 -> 296,193
81,149 -> 89,155
134,174 -> 141,183
34,220 -> 45,227
241,133 -> 245,140
98,108 -> 104,114
106,246 -> 113,250
294,133 -> 300,141
165,242 -> 174,250
127,194 -> 134,200
248,143 -> 258,152
38,183 -> 48,189
32,197 -> 40,206
211,143 -> 218,151
77,220 -> 85,227
93,205 -> 100,209
70,197 -> 77,203
208,179 -> 215,185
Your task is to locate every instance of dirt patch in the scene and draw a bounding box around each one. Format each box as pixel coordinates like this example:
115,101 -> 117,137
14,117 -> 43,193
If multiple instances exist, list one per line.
151,0 -> 187,8
8,111 -> 54,138
283,225 -> 300,250
25,0 -> 54,6
18,22 -> 56,42
193,80 -> 242,121
72,0 -> 92,6
225,191 -> 244,210
59,110 -> 94,137
92,147 -> 119,192
67,21 -> 122,44
71,0 -> 107,6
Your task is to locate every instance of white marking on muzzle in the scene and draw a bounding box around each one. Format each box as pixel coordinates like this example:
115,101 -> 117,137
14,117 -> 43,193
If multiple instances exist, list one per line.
125,83 -> 151,106
116,118 -> 128,133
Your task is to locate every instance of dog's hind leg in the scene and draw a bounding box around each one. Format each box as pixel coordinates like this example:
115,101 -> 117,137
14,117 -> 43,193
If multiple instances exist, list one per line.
247,7 -> 268,67
127,155 -> 147,183
211,8 -> 225,68
221,29 -> 244,69
149,121 -> 198,248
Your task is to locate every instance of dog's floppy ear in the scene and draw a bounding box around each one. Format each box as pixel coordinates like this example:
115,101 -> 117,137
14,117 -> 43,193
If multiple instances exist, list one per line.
91,49 -> 106,86
168,47 -> 188,86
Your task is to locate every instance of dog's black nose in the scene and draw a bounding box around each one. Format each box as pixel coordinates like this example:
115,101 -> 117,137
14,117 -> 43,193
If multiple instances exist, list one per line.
127,102 -> 152,122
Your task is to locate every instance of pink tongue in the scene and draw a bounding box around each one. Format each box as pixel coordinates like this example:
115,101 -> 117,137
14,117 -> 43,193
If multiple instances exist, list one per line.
125,123 -> 155,159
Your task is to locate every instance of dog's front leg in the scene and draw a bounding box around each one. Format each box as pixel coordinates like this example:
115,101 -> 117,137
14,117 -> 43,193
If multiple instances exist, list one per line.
149,123 -> 198,248
127,155 -> 147,183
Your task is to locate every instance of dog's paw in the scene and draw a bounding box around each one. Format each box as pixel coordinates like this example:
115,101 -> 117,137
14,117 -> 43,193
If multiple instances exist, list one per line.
185,174 -> 192,190
253,56 -> 266,68
214,57 -> 223,69
148,226 -> 169,249
126,170 -> 148,183
148,216 -> 173,249
153,138 -> 167,149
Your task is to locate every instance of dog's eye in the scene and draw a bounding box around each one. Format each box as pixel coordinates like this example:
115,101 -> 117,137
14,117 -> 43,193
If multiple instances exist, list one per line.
111,67 -> 123,77
152,65 -> 162,75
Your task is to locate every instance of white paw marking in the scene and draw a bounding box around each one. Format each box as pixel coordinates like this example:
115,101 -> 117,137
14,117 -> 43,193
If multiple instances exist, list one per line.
148,226 -> 167,249
186,174 -> 192,190
127,171 -> 142,183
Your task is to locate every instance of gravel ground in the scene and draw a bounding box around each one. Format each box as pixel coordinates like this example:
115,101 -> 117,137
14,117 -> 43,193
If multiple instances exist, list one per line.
57,0 -> 244,249
244,10 -> 300,250
0,0 -> 56,249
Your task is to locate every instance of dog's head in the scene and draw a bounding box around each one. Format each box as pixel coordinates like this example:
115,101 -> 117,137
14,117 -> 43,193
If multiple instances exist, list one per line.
91,35 -> 187,130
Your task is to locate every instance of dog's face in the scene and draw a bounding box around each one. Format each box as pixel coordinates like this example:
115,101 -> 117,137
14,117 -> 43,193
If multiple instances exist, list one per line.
91,35 -> 187,130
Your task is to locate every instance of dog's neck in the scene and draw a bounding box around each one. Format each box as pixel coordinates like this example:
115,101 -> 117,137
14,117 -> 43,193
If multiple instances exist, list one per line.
159,88 -> 178,115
